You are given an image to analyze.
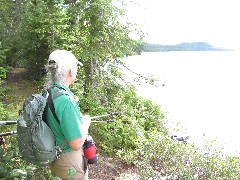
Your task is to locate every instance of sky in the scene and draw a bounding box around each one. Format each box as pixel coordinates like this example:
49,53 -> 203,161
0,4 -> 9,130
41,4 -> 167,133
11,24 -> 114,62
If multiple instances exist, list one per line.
124,0 -> 240,49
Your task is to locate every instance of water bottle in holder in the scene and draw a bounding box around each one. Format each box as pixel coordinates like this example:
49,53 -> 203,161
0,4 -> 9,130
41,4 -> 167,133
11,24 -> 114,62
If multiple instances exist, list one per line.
83,135 -> 98,164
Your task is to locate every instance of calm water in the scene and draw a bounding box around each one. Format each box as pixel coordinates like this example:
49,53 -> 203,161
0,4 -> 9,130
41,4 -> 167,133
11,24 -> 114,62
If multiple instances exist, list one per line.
122,51 -> 240,156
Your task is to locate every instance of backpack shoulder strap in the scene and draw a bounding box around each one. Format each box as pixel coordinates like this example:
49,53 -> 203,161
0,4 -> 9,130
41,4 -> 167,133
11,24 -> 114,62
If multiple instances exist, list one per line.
47,89 -> 60,124
47,86 -> 69,124
46,87 -> 71,150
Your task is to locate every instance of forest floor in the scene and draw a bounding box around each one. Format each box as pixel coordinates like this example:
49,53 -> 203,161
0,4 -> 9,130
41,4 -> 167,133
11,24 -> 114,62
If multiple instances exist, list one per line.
5,68 -> 140,180
88,157 -> 140,180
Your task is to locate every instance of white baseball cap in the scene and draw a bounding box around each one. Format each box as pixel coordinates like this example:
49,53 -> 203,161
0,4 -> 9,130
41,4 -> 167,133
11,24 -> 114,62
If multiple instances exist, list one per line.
48,49 -> 83,67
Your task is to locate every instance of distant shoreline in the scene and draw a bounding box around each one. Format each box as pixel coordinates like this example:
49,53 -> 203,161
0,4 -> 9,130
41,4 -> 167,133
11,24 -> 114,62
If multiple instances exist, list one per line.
143,42 -> 232,52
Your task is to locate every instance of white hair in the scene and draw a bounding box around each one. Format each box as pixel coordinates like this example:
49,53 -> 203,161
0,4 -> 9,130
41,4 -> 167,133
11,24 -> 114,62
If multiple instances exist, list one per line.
44,50 -> 79,89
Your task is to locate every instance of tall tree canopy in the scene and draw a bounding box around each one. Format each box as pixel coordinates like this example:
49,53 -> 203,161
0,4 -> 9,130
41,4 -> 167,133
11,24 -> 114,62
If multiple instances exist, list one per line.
0,0 -> 143,77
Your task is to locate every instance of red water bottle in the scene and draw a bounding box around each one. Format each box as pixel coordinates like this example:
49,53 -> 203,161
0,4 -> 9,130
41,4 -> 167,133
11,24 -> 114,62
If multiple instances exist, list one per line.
83,135 -> 98,164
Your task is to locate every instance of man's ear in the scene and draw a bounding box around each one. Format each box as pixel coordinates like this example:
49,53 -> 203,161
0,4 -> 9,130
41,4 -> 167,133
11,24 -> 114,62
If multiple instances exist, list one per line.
68,69 -> 73,77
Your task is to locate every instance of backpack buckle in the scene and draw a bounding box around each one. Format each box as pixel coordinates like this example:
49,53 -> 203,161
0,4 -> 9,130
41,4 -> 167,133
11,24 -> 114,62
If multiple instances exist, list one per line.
56,146 -> 62,158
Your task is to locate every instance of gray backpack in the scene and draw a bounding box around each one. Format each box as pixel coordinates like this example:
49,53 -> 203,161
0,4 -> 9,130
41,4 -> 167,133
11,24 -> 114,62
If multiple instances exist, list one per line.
17,88 -> 68,166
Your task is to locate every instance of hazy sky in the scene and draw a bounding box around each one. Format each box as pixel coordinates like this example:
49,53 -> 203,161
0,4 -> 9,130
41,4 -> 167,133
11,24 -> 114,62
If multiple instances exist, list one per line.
125,0 -> 240,49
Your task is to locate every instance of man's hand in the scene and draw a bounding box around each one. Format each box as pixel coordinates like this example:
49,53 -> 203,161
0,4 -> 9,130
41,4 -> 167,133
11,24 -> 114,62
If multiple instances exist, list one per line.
82,115 -> 91,136
83,115 -> 91,129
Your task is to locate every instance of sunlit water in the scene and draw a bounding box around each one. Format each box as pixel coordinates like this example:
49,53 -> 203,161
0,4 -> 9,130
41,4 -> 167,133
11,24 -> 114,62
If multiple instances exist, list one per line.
122,51 -> 240,156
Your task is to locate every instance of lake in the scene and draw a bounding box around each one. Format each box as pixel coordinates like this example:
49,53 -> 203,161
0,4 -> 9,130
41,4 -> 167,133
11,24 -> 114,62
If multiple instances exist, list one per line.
122,51 -> 240,156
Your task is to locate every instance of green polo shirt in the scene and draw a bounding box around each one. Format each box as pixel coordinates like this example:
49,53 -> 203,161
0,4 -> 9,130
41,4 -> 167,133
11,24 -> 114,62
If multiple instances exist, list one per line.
46,83 -> 83,153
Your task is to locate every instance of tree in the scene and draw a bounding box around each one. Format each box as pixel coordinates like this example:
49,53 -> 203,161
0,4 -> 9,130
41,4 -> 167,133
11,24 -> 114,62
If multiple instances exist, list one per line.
15,0 -> 64,78
53,0 -> 144,109
0,0 -> 22,67
1,0 -> 144,80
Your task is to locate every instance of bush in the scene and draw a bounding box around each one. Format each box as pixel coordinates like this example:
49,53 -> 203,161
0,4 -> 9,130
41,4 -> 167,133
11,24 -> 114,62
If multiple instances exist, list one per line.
79,83 -> 167,157
125,130 -> 240,179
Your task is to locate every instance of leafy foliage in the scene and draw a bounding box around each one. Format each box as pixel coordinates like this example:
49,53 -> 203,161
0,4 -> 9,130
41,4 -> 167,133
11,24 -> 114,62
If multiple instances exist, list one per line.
84,84 -> 167,156
0,43 -> 8,87
1,0 -> 143,80
123,130 -> 240,179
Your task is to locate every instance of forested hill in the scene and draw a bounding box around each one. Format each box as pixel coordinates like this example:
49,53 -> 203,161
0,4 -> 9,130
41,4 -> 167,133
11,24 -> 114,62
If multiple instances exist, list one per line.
143,42 -> 230,52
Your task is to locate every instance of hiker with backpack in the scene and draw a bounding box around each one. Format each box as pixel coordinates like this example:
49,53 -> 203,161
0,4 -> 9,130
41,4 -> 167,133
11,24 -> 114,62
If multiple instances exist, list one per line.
44,49 -> 91,179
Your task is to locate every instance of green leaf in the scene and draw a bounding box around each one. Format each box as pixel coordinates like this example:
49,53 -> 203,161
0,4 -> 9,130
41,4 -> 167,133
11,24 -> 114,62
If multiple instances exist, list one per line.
68,166 -> 77,178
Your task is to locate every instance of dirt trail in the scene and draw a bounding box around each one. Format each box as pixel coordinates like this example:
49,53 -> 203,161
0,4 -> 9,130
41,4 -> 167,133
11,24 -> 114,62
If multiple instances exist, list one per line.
7,68 -> 26,82
2,68 -> 38,105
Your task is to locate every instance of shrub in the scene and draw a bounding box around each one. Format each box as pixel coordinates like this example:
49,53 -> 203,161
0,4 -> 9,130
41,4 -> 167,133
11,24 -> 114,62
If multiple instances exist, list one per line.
81,83 -> 167,157
125,130 -> 240,179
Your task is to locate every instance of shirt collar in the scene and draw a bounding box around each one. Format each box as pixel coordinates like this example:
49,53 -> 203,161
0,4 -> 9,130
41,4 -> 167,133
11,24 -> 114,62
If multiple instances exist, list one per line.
52,82 -> 74,96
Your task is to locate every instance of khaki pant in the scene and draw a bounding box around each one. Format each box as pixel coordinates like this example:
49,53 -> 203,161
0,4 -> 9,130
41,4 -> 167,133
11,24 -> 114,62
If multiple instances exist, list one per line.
50,148 -> 88,180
